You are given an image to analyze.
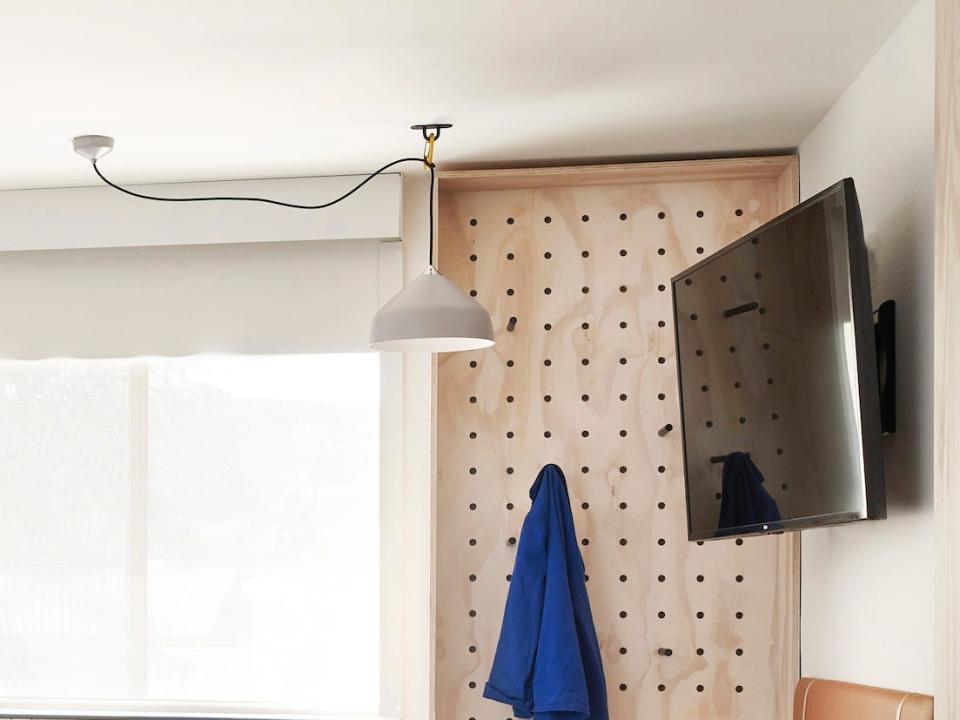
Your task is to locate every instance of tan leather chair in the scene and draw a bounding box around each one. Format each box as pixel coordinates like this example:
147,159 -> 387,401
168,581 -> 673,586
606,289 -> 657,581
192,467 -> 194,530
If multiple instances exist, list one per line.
794,677 -> 933,720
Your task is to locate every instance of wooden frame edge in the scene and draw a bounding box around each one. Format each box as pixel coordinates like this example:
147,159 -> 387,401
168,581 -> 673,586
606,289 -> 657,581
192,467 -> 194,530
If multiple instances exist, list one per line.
777,157 -> 802,720
439,155 -> 800,192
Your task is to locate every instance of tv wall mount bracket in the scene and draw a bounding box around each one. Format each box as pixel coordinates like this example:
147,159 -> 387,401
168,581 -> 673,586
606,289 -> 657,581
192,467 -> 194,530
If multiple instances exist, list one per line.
875,299 -> 895,435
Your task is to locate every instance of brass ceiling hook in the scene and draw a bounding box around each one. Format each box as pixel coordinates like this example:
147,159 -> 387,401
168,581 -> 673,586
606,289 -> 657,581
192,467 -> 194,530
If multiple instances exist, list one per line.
423,132 -> 436,168
411,123 -> 452,169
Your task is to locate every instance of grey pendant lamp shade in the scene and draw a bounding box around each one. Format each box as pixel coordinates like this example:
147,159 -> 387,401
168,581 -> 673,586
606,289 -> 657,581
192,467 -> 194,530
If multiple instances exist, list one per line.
369,265 -> 495,352
369,126 -> 494,353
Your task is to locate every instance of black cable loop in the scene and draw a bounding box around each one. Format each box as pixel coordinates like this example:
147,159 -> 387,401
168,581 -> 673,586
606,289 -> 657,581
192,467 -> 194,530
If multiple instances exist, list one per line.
91,156 -> 424,210
91,155 -> 439,269
427,160 -> 435,267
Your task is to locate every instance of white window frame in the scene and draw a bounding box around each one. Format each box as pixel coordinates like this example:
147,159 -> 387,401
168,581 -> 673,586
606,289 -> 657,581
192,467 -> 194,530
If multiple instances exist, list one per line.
0,172 -> 411,720
0,348 -> 400,720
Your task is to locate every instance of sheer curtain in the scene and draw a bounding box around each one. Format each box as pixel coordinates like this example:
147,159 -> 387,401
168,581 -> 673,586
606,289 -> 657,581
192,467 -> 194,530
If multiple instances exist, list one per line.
0,354 -> 381,717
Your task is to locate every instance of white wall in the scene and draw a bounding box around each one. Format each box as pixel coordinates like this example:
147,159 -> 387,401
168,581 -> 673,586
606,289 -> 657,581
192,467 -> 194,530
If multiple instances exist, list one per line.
798,0 -> 934,693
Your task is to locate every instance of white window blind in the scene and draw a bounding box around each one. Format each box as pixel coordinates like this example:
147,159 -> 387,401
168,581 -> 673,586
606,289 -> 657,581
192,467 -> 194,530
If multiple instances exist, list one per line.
0,353 -> 384,718
0,237 -> 395,359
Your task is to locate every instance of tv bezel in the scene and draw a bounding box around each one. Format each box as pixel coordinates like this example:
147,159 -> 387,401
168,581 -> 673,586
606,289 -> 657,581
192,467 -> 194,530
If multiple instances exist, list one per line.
671,178 -> 886,541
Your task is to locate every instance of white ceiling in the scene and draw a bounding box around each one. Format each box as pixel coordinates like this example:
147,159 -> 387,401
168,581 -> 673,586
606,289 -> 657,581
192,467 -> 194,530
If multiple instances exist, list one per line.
0,0 -> 918,190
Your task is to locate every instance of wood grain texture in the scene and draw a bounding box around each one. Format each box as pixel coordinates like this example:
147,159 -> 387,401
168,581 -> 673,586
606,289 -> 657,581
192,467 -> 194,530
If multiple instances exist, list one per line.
935,0 -> 960,717
435,159 -> 799,720
438,156 -> 798,192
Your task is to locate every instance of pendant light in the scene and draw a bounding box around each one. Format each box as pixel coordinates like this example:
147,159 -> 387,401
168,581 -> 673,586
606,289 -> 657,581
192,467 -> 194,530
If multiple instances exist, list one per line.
72,123 -> 495,354
370,125 -> 494,352
369,265 -> 494,352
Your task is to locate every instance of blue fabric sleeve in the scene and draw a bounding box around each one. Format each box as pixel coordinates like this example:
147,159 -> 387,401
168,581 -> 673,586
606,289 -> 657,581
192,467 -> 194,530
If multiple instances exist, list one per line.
482,490 -> 549,717
529,471 -> 590,718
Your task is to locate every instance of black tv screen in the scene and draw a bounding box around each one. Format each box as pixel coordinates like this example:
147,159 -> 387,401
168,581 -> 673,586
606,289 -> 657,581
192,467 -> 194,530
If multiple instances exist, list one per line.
672,178 -> 886,541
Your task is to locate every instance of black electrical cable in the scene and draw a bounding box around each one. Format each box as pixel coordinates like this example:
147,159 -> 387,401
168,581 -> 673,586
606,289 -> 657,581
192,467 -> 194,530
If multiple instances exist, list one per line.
427,159 -> 435,267
91,156 -> 438,266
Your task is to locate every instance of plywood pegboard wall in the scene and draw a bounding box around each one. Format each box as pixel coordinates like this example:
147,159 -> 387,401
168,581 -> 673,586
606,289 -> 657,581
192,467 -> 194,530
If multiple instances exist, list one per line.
435,158 -> 800,720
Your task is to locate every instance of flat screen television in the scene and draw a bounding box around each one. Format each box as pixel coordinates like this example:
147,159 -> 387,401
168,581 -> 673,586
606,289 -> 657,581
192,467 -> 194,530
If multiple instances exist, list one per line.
672,178 -> 886,541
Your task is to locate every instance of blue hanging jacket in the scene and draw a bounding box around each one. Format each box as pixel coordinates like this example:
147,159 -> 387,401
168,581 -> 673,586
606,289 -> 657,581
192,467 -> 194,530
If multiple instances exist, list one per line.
483,464 -> 608,720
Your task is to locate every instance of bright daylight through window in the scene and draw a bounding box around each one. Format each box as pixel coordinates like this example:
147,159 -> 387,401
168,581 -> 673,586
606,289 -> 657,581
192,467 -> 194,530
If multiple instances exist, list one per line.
0,354 -> 381,717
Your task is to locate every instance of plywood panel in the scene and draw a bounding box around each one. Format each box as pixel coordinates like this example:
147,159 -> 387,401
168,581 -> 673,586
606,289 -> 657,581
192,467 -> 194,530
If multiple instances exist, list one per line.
436,159 -> 799,720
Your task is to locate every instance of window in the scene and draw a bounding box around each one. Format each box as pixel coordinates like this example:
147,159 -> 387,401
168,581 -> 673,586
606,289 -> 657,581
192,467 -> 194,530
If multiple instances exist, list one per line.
0,354 -> 389,718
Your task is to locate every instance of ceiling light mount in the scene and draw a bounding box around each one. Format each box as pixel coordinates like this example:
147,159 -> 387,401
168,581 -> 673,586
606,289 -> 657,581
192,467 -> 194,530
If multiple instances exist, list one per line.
410,122 -> 453,141
73,135 -> 114,161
